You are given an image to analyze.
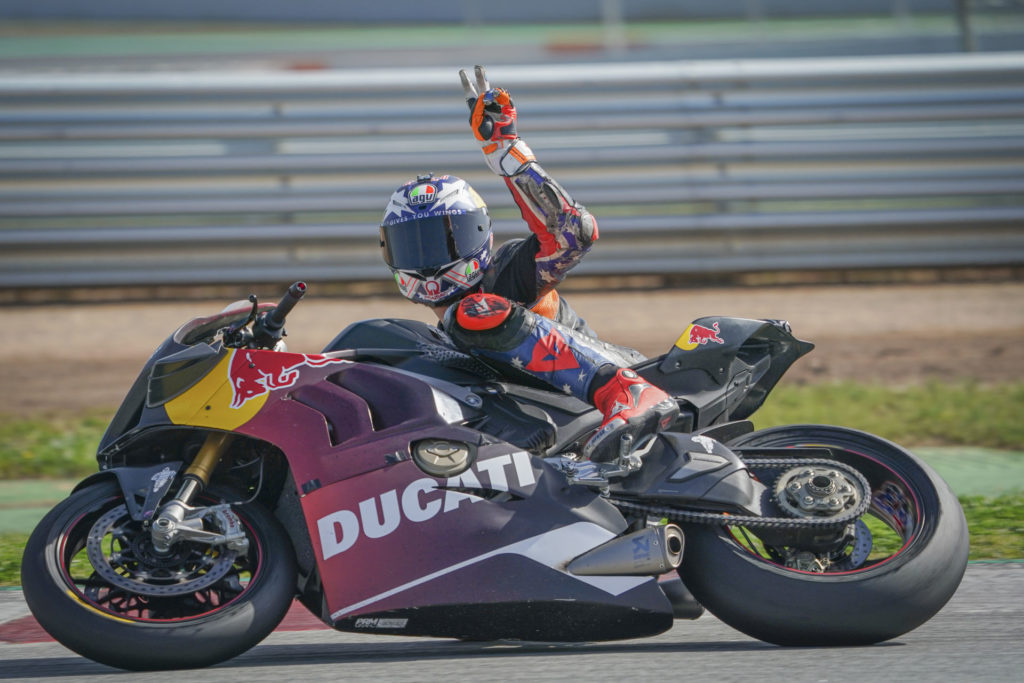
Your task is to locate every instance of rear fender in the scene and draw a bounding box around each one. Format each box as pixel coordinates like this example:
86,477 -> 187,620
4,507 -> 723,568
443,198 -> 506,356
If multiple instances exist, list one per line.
636,317 -> 814,427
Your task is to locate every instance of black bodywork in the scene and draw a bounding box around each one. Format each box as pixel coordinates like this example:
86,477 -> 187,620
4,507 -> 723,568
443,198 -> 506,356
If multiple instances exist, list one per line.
323,314 -> 814,447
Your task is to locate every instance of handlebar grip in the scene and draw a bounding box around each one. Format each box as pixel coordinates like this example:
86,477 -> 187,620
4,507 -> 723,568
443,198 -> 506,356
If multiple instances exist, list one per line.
265,281 -> 307,330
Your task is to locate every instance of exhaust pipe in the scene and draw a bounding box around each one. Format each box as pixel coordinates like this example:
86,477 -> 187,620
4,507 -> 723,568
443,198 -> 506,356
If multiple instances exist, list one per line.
567,525 -> 684,576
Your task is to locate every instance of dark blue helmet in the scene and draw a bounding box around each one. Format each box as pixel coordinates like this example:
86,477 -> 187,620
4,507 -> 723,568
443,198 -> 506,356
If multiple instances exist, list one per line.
380,174 -> 492,307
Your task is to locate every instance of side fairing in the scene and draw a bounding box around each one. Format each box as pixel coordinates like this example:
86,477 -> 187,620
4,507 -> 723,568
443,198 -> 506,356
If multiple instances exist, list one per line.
301,446 -> 672,638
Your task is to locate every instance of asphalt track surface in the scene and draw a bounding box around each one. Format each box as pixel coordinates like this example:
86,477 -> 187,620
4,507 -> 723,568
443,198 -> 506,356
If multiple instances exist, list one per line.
0,563 -> 1021,682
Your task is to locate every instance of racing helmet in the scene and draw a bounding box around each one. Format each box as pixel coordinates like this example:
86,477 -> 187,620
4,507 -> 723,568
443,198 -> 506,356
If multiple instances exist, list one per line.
380,173 -> 493,307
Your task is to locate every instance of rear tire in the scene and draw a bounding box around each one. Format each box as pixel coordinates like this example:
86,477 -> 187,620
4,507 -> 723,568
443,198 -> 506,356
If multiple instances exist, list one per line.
21,480 -> 297,670
680,425 -> 968,645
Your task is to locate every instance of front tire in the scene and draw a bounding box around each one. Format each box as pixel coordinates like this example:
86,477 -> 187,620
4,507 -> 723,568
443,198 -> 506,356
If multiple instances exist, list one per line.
21,480 -> 297,670
680,425 -> 968,646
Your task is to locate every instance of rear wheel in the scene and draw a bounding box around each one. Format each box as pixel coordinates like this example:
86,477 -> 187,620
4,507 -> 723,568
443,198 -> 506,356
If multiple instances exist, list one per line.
21,479 -> 297,670
680,425 -> 968,646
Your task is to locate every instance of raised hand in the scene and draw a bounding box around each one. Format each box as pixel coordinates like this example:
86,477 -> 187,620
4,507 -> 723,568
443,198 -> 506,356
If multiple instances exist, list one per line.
458,65 -> 534,177
459,65 -> 518,145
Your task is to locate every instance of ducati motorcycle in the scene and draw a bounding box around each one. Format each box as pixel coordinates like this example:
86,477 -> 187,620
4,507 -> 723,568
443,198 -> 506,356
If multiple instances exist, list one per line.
21,282 -> 969,670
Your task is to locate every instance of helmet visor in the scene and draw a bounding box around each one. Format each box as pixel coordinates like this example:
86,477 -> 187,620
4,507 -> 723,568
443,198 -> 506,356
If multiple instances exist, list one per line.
380,211 -> 490,271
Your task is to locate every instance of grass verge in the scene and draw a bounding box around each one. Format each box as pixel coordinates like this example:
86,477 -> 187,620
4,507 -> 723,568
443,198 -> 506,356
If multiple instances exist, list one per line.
0,535 -> 25,587
0,412 -> 109,479
753,381 -> 1024,449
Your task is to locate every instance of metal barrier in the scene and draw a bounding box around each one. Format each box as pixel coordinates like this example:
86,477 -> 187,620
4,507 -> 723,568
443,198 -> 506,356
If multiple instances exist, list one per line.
1,53 -> 1023,289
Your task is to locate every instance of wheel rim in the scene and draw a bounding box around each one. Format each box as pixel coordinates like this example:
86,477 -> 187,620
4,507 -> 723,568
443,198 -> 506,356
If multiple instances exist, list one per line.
57,494 -> 263,622
729,444 -> 924,575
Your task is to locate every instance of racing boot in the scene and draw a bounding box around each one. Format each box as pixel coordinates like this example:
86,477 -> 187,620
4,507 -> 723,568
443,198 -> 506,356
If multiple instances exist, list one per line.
584,367 -> 679,463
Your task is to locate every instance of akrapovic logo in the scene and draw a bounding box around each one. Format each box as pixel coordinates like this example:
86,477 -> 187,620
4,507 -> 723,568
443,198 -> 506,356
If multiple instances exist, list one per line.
317,452 -> 536,560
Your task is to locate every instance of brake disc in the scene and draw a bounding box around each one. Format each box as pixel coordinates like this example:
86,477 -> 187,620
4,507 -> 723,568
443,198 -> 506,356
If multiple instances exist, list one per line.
86,504 -> 238,597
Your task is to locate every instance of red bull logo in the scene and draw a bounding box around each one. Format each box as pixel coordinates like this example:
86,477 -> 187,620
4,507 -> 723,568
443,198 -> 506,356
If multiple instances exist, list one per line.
675,321 -> 725,351
228,349 -> 349,409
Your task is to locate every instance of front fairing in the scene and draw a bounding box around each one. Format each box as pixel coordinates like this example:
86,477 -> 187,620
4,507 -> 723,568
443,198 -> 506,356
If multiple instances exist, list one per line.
98,301 -> 278,453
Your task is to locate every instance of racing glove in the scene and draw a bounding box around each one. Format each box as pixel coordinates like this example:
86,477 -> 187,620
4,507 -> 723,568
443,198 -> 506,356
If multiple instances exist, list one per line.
459,65 -> 537,177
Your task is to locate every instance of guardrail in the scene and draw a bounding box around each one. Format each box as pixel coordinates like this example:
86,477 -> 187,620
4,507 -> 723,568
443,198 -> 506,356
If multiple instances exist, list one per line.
1,53 -> 1023,289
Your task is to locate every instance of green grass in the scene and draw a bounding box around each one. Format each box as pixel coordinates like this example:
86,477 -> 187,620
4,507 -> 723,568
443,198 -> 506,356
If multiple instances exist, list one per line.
0,534 -> 27,586
753,381 -> 1024,450
961,495 -> 1024,560
0,412 -> 109,479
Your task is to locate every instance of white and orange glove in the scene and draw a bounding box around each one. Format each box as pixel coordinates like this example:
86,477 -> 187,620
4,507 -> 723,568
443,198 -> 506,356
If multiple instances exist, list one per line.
459,65 -> 536,177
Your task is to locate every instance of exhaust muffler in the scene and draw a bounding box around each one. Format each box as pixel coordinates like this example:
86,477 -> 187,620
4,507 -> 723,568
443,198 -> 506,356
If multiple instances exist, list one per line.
567,524 -> 684,576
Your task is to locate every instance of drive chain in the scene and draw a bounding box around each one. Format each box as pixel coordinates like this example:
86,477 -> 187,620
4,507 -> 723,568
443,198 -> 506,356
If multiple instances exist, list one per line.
609,458 -> 872,530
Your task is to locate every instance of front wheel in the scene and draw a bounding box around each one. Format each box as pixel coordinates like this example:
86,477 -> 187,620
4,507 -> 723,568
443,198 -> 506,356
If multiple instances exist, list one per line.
680,425 -> 968,646
21,479 -> 297,670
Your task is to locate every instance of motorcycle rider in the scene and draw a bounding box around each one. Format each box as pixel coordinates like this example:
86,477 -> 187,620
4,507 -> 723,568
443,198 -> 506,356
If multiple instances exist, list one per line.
379,66 -> 678,462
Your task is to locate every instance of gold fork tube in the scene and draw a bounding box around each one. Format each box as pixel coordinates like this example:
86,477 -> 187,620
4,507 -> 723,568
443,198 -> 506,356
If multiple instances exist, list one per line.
184,431 -> 233,488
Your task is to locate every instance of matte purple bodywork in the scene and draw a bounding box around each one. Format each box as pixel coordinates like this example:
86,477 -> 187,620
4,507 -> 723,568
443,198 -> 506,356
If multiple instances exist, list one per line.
231,359 -> 674,634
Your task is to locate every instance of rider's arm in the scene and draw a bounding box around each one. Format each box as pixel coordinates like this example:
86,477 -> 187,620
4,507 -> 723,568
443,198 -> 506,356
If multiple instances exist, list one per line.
503,161 -> 598,297
460,66 -> 598,299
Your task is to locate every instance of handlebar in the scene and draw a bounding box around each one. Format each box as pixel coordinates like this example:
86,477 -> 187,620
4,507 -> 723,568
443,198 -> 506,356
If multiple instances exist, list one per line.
237,281 -> 307,349
263,281 -> 307,331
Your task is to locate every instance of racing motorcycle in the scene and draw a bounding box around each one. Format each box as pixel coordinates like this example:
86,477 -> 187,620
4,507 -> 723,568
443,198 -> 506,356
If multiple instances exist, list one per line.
21,282 -> 969,671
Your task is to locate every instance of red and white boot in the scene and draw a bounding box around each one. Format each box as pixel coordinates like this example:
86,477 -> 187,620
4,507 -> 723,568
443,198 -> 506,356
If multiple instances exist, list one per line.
584,368 -> 678,463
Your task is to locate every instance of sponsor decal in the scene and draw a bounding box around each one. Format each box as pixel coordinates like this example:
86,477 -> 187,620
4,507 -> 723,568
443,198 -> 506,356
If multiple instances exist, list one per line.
525,329 -> 580,372
382,208 -> 468,227
692,435 -> 716,453
632,534 -> 652,563
409,183 -> 437,204
675,321 -> 724,351
150,466 -> 176,492
354,617 -> 408,629
228,349 -> 349,409
397,271 -> 451,303
442,256 -> 486,289
317,451 -> 536,560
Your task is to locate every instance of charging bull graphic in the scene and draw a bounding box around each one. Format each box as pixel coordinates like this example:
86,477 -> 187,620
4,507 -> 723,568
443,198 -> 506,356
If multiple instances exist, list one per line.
675,321 -> 725,352
229,349 -> 348,409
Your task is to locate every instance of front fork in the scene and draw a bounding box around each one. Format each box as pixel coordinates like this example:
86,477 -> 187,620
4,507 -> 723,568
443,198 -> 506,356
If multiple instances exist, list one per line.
150,432 -> 249,554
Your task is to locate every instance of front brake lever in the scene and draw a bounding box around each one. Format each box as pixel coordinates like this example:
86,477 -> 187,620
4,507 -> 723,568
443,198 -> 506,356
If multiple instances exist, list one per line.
252,281 -> 307,350
222,295 -> 259,348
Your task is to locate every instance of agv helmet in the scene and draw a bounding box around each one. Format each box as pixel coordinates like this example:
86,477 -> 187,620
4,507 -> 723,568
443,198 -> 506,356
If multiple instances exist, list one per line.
380,174 -> 492,307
